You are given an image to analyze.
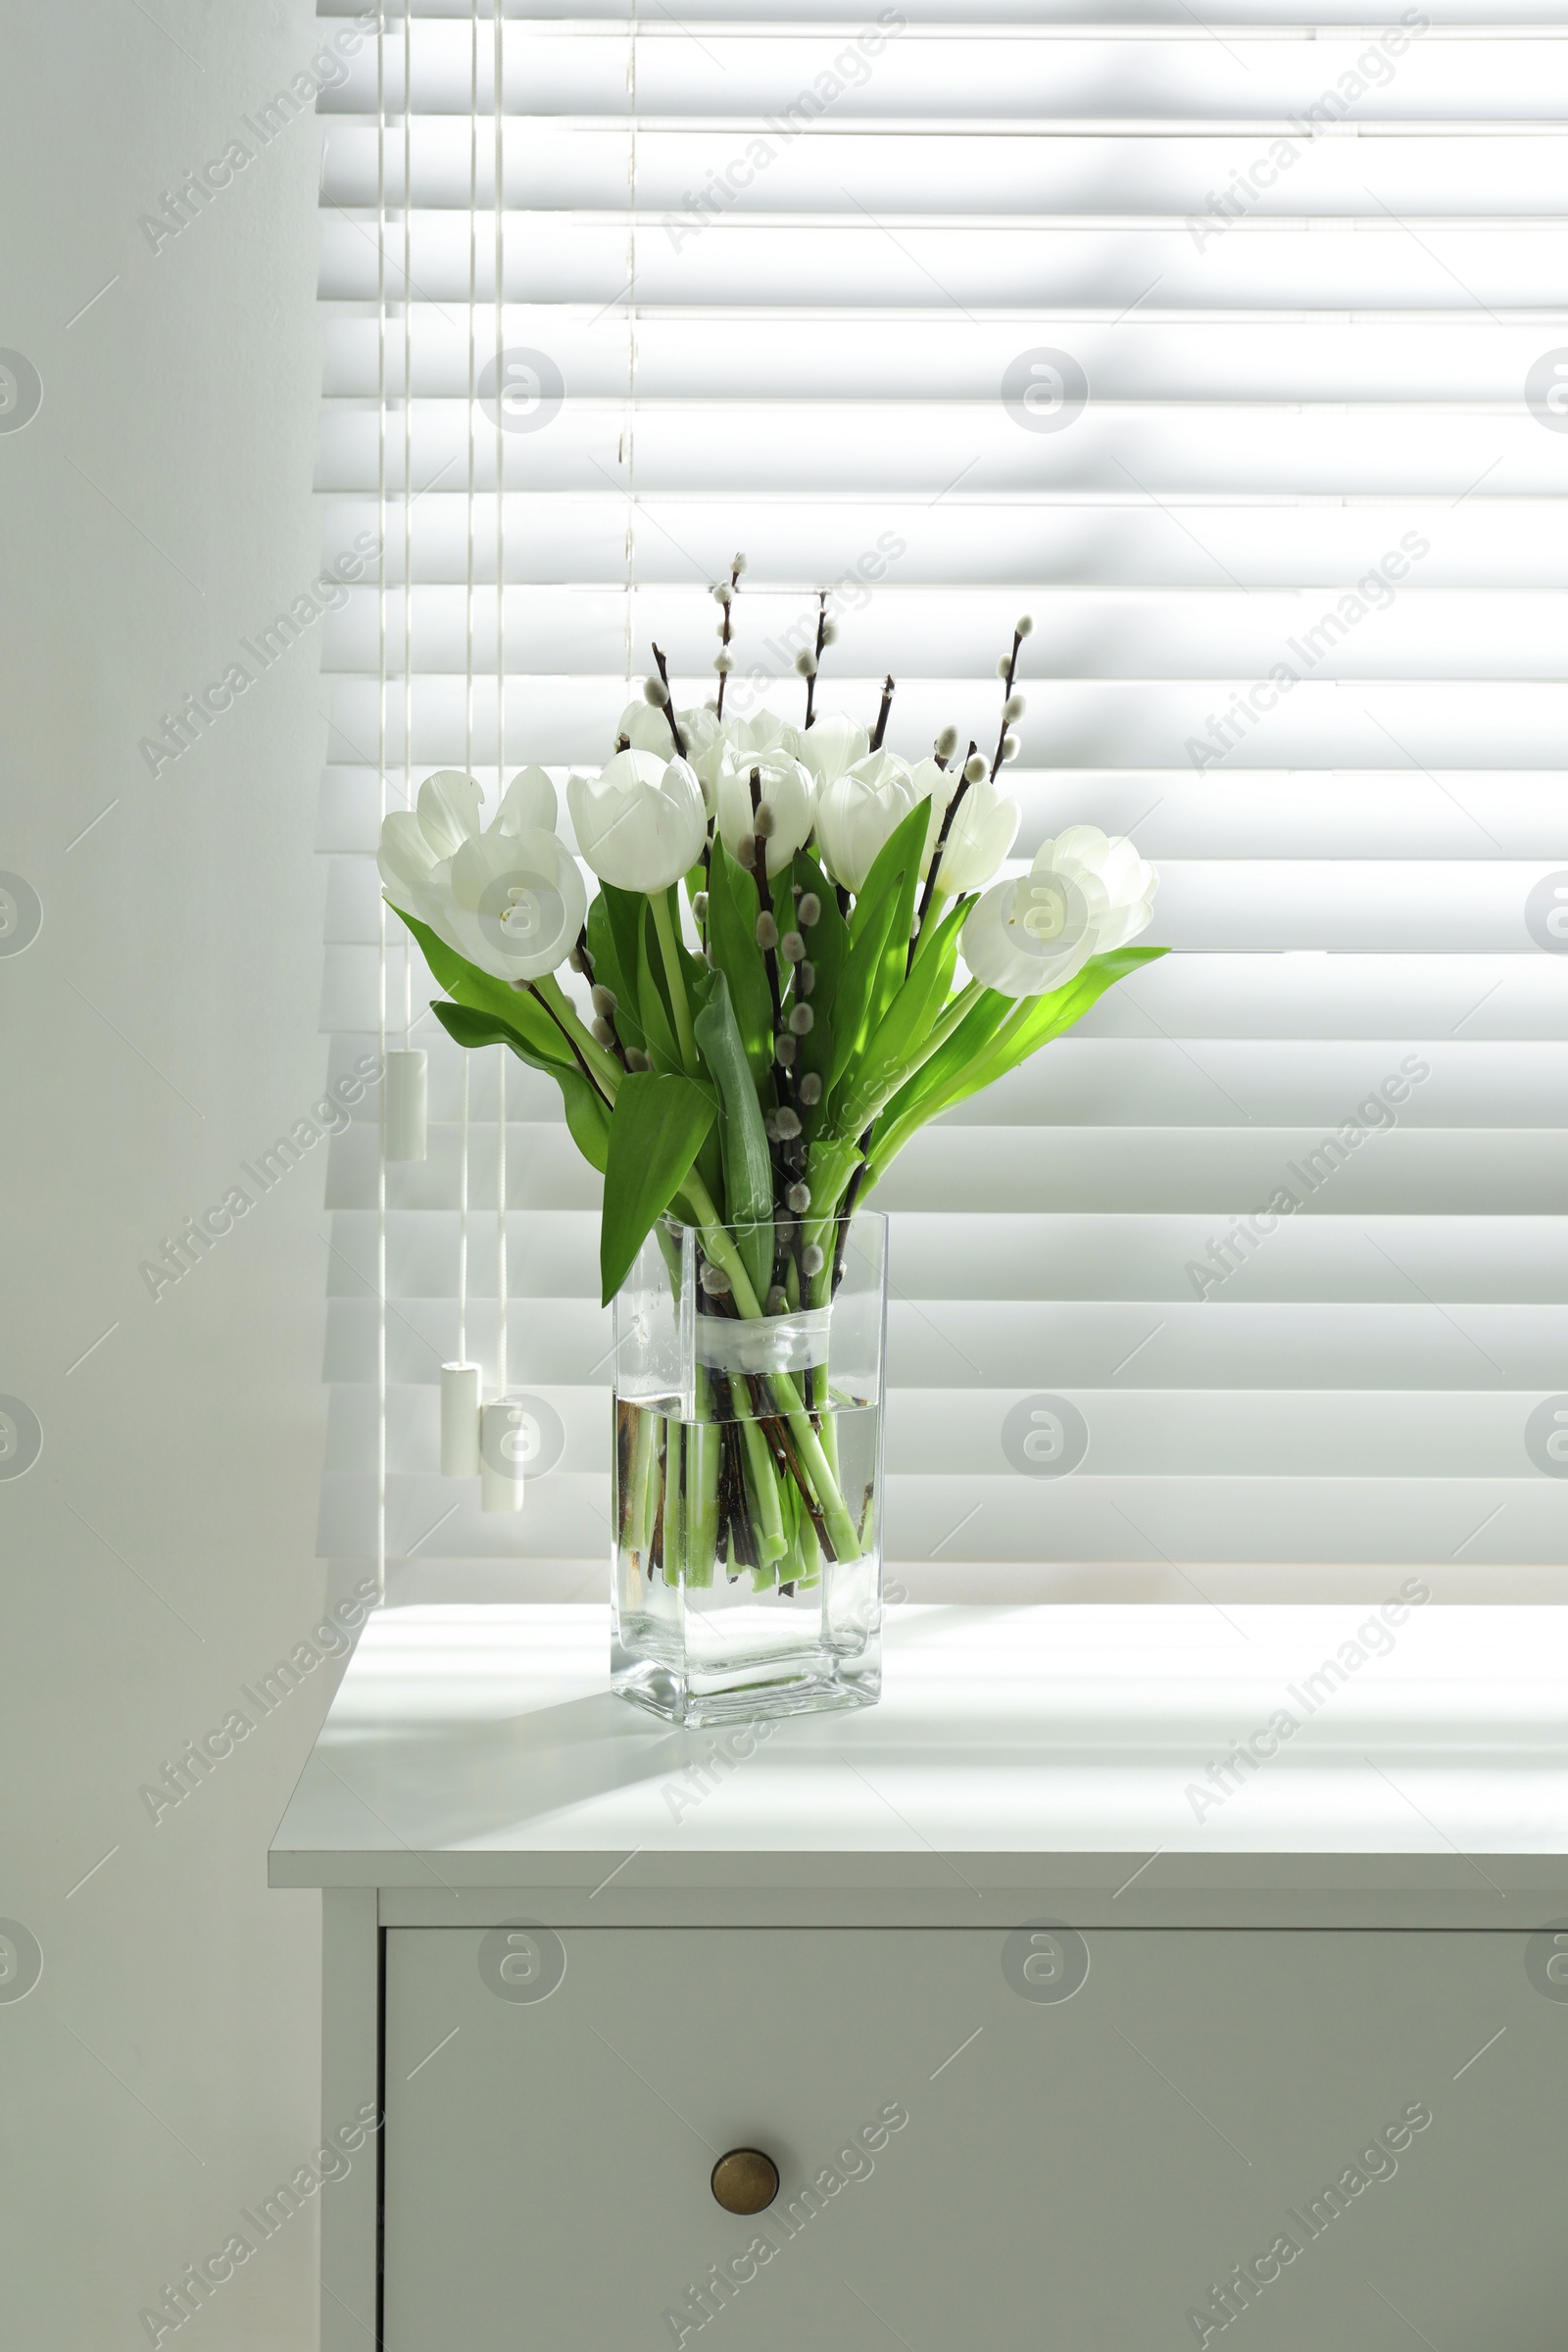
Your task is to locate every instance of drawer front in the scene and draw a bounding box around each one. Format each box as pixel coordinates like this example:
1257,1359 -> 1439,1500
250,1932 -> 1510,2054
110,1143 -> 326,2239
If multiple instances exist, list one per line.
384,1926 -> 1568,2350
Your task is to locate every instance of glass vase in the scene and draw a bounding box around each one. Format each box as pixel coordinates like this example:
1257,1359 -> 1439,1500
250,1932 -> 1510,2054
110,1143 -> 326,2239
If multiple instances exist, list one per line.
610,1211 -> 887,1726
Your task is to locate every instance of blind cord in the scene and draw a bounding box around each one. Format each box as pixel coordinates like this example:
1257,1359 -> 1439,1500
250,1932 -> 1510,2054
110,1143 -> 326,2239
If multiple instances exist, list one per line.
466,1 -> 478,790
460,0 -> 478,1386
402,0 -> 415,1053
624,1 -> 637,685
496,1052 -> 508,1397
494,0 -> 509,1408
374,12 -> 389,1607
458,1057 -> 469,1366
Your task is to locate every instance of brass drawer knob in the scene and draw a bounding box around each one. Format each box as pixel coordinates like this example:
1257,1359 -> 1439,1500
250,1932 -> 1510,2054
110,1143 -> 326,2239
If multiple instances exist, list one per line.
710,2148 -> 780,2215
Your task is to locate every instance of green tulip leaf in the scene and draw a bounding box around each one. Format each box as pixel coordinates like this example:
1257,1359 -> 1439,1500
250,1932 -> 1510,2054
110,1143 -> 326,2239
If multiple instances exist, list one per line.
633,906 -> 683,1074
427,999 -> 612,1174
692,967 -> 774,1299
834,897 -> 968,1136
664,880 -> 710,1002
829,799 -> 931,1096
600,1070 -> 717,1305
586,892 -> 647,1057
706,839 -> 774,1083
389,906 -> 574,1067
867,945 -> 1168,1183
597,883 -> 648,1021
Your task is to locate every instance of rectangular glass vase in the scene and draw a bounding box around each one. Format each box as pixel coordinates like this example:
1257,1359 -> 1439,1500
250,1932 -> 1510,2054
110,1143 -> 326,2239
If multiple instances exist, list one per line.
610,1212 -> 887,1727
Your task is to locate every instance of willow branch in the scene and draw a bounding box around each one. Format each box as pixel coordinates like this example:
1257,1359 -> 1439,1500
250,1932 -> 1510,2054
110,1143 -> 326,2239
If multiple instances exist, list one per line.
908,738 -> 976,973
650,642 -> 688,760
526,981 -> 616,1109
870,672 -> 895,753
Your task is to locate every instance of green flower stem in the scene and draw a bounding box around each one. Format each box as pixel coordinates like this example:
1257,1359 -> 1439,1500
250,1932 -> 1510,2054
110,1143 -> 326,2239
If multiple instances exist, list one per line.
649,889 -> 700,1077
675,1167 -> 862,1564
629,1408 -> 658,1556
800,1139 -> 862,1302
818,1408 -> 844,1489
689,1414 -> 722,1584
672,1423 -> 711,1588
676,1171 -> 765,1315
770,1401 -> 859,1571
863,994 -> 1030,1186
896,972 -> 985,1073
909,885 -> 949,965
795,1507 -> 822,1592
833,977 -> 986,1140
661,1421 -> 681,1584
735,1390 -> 788,1564
535,972 -> 623,1098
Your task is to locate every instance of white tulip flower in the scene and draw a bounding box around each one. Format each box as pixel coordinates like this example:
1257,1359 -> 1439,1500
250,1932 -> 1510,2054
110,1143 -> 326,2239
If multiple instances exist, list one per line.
714,751 -> 815,879
567,748 -> 708,893
613,699 -> 735,819
813,748 -> 918,895
926,769 -> 1021,896
961,826 -> 1157,998
377,768 -> 586,983
612,696 -> 677,758
724,708 -> 803,764
797,712 -> 869,799
1048,824 -> 1159,952
681,705 -> 796,813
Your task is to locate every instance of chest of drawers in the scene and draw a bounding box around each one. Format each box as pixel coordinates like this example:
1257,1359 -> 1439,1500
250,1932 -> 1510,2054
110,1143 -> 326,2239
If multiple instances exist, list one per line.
270,1603 -> 1568,2350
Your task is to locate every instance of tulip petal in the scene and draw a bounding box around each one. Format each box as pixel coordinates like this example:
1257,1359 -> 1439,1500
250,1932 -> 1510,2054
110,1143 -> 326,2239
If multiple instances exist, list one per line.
815,754 -> 918,893
798,712 -> 870,796
1050,823 -> 1110,866
937,775 -> 1021,895
416,769 -> 485,860
497,764 -> 558,837
378,815 -> 451,938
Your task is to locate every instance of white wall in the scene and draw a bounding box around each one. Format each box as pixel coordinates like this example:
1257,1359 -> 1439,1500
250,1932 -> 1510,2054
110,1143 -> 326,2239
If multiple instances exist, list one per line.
0,7 -> 348,2343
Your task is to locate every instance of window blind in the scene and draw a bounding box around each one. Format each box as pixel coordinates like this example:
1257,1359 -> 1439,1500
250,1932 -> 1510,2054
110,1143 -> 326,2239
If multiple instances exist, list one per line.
314,1 -> 1568,1604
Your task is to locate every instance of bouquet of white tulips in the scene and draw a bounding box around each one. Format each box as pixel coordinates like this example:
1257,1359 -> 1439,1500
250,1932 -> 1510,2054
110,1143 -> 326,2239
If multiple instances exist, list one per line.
379,572 -> 1162,1595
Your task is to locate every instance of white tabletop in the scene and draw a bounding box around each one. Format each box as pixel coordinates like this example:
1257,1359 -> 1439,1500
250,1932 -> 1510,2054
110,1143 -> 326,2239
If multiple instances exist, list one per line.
269,1603 -> 1568,1927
